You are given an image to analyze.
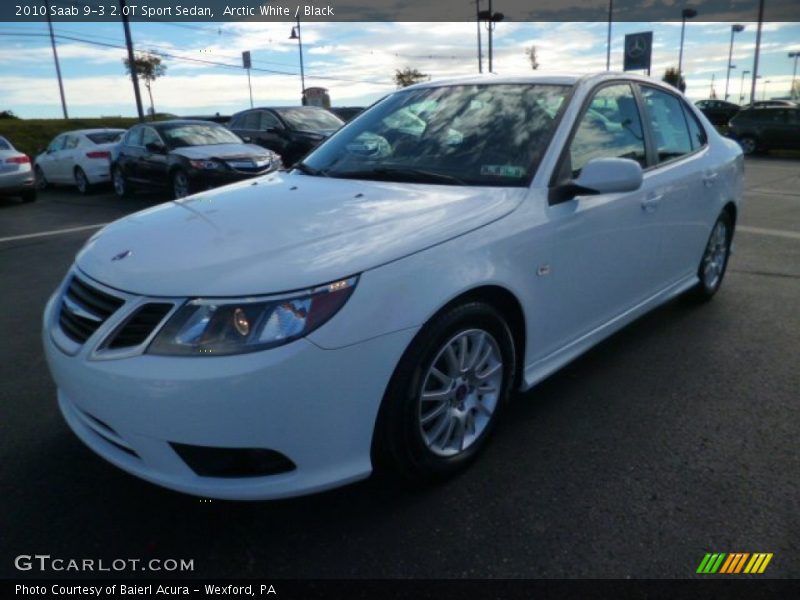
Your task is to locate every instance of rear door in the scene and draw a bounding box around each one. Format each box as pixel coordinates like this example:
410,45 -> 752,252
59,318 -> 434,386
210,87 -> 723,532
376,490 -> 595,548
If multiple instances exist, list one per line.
37,135 -> 66,182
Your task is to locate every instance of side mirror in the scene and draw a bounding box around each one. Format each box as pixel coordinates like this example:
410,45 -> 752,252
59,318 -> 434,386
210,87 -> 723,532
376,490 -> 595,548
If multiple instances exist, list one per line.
549,158 -> 643,205
241,136 -> 252,143
145,142 -> 165,154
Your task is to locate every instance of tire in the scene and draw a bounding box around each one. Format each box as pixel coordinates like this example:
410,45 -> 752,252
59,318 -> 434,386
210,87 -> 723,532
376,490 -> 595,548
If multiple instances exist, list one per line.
112,167 -> 131,198
35,166 -> 48,190
688,211 -> 733,302
21,189 -> 36,203
74,167 -> 91,194
372,301 -> 517,482
738,136 -> 758,156
172,169 -> 192,199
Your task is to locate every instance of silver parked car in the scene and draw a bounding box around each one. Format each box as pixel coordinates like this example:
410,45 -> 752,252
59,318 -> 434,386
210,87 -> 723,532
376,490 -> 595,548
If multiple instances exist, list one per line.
0,136 -> 36,202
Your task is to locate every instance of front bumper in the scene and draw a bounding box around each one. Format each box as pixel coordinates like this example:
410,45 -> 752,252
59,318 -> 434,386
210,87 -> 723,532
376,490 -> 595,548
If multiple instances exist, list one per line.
42,287 -> 416,500
189,166 -> 277,191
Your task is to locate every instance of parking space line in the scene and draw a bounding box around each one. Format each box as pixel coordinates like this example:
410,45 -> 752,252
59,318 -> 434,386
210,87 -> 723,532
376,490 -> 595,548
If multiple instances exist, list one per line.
737,226 -> 800,241
0,223 -> 108,244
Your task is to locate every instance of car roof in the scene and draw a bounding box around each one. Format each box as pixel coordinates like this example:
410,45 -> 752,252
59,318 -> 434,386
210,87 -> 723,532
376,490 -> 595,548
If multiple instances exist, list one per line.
58,128 -> 126,135
402,72 -> 683,94
148,119 -> 226,127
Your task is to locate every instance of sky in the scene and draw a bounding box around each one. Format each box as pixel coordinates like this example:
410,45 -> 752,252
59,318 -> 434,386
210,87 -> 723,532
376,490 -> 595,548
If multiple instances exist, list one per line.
0,19 -> 798,118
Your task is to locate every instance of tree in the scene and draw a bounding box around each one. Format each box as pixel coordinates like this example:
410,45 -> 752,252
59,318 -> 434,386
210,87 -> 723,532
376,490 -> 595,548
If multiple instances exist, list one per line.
0,110 -> 19,119
662,67 -> 686,93
123,51 -> 167,118
525,46 -> 540,70
394,67 -> 429,88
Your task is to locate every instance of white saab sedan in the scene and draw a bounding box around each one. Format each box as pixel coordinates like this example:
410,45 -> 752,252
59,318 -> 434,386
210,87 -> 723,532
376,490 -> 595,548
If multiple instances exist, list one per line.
43,74 -> 743,500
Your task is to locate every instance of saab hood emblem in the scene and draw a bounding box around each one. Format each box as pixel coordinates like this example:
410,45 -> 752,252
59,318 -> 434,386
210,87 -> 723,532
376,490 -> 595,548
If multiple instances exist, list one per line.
111,250 -> 132,262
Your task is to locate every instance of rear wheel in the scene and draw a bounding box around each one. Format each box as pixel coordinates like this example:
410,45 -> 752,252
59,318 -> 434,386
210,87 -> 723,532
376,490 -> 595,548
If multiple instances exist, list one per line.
738,136 -> 758,156
75,167 -> 91,194
373,301 -> 516,482
689,211 -> 733,302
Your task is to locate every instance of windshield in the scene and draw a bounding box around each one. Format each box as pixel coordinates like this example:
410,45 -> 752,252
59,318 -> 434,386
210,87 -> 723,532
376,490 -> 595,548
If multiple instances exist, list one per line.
302,83 -> 571,186
160,124 -> 243,148
87,131 -> 124,144
277,108 -> 344,132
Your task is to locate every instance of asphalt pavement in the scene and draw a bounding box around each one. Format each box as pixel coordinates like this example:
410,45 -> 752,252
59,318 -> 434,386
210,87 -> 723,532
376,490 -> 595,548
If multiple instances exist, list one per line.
1,158 -> 798,579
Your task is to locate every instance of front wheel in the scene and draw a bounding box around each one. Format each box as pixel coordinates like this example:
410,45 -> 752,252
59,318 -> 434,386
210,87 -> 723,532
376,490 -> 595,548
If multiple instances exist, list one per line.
172,170 -> 192,199
112,167 -> 131,198
373,301 -> 517,482
689,211 -> 733,302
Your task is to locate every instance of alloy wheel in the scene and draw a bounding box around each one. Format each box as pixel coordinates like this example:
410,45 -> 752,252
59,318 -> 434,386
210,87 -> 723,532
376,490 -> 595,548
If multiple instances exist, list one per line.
113,169 -> 126,197
173,171 -> 190,199
702,219 -> 729,290
418,328 -> 504,457
75,169 -> 88,194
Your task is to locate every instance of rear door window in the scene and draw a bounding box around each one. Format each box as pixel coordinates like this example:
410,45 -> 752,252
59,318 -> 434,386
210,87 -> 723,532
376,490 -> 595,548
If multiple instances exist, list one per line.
640,86 -> 694,163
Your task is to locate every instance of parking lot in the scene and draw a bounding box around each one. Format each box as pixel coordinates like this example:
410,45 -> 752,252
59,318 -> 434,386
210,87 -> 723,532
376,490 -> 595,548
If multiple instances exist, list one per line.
1,157 -> 798,579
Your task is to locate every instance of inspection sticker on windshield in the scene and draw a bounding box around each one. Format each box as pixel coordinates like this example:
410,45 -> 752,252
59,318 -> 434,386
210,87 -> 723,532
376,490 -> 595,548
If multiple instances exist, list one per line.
481,165 -> 526,178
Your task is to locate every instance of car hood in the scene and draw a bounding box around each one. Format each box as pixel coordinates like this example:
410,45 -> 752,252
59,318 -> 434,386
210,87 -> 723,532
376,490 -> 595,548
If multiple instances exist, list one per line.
76,172 -> 525,296
170,143 -> 273,160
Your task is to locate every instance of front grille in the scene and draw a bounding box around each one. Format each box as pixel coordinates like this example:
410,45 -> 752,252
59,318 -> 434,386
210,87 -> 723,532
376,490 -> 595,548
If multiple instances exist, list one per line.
58,276 -> 125,344
105,303 -> 173,349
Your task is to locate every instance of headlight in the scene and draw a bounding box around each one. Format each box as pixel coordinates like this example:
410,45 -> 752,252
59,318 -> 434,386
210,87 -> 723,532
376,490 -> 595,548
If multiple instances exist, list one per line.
189,159 -> 224,170
148,277 -> 357,356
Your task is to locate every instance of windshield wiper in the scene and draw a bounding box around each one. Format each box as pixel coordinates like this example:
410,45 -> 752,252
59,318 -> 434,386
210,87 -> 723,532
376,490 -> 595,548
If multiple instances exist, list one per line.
330,167 -> 466,185
293,162 -> 328,177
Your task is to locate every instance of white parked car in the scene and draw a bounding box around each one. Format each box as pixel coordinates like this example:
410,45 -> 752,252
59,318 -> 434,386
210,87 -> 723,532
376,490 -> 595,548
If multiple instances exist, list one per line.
43,74 -> 743,500
35,129 -> 125,194
0,135 -> 36,202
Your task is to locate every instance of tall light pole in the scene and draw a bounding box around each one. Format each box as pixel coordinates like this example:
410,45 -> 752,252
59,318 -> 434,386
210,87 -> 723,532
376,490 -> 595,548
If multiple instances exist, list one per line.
749,0 -> 765,107
677,7 -> 698,78
476,0 -> 482,73
43,0 -> 68,118
606,0 -> 613,71
790,51 -> 800,100
762,79 -> 770,101
289,18 -> 305,105
478,2 -> 504,73
724,24 -> 744,101
739,69 -> 750,104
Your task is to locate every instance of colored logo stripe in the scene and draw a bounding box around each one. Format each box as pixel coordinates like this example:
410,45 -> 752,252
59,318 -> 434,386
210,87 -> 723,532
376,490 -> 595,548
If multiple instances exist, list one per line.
697,552 -> 773,574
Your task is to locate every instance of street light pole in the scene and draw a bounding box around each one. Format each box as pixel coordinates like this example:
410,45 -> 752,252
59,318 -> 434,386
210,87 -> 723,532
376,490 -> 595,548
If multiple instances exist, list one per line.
677,8 -> 697,77
739,69 -> 750,104
606,0 -> 613,71
762,79 -> 770,101
43,0 -> 68,119
289,19 -> 305,105
790,51 -> 800,100
476,0 -> 482,73
724,24 -> 744,101
478,2 -> 503,74
749,0 -> 765,107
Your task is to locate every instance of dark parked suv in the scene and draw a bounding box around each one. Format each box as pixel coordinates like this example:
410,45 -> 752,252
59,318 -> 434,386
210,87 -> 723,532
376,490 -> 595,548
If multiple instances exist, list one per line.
229,107 -> 344,167
695,99 -> 740,128
728,106 -> 800,154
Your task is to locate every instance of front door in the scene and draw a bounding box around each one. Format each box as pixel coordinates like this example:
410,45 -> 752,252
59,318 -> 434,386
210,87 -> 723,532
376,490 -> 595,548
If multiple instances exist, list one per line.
541,82 -> 662,353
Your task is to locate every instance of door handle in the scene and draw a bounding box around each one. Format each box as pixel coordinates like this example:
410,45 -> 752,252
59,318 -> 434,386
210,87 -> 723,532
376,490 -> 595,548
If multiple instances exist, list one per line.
641,194 -> 663,213
703,171 -> 719,187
